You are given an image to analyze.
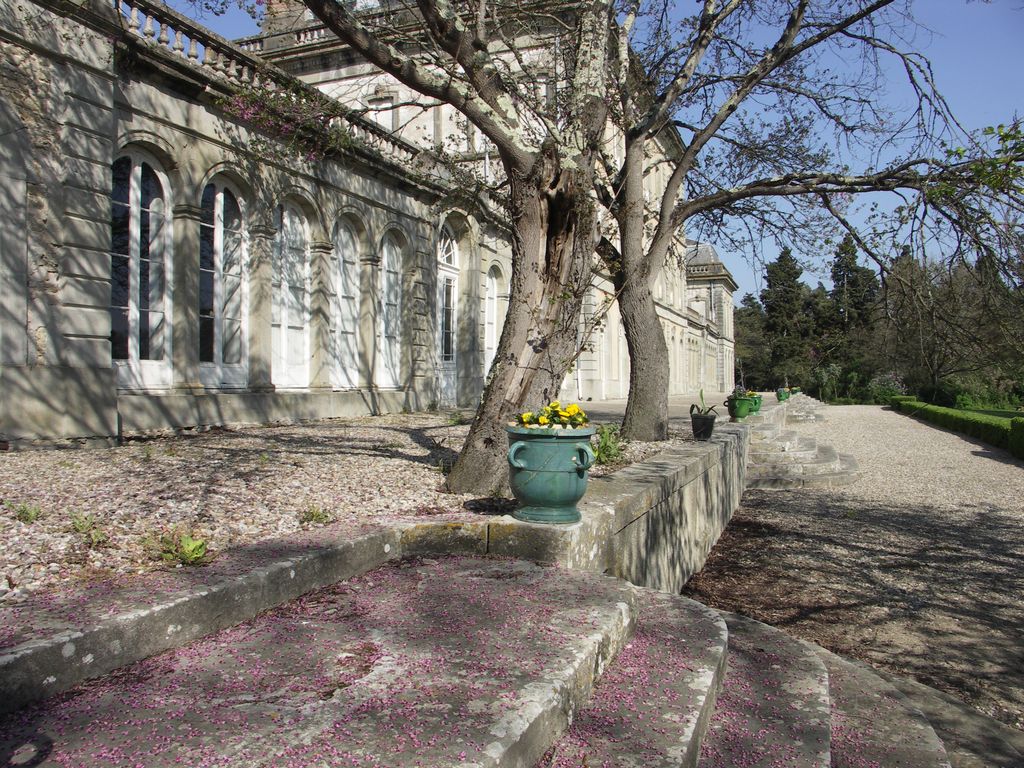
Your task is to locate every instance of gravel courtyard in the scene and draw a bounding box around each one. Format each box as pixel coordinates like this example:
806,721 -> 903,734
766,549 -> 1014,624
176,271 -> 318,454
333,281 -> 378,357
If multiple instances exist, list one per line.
0,414 -> 476,602
683,404 -> 1024,731
0,412 -> 663,603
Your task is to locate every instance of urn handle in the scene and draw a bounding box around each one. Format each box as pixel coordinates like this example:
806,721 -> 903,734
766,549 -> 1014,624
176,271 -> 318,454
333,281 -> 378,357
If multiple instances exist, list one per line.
507,441 -> 528,469
576,443 -> 596,471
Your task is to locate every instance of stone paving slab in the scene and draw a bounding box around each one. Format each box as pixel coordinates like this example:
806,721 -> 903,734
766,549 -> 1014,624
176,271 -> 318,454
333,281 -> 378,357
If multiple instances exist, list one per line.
814,647 -> 951,768
0,522 -> 404,714
698,611 -> 831,768
0,557 -> 638,768
535,592 -> 728,768
876,671 -> 1024,768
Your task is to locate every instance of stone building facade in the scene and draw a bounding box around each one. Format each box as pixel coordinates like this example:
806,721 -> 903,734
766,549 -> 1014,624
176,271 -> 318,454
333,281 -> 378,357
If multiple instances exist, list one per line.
0,0 -> 735,444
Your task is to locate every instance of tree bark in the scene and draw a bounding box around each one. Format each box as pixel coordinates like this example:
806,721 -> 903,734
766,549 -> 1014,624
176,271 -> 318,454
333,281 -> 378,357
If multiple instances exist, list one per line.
615,141 -> 670,441
445,147 -> 597,495
617,273 -> 670,441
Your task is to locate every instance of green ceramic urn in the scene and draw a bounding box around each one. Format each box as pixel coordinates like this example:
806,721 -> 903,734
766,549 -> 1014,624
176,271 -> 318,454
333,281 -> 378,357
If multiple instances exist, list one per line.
506,425 -> 597,524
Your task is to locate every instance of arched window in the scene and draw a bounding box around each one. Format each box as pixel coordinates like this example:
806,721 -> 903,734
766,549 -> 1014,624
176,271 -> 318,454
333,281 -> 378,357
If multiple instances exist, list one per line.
437,226 -> 458,365
332,220 -> 360,389
272,204 -> 310,388
199,182 -> 247,387
435,225 -> 459,405
109,153 -> 172,389
376,231 -> 403,389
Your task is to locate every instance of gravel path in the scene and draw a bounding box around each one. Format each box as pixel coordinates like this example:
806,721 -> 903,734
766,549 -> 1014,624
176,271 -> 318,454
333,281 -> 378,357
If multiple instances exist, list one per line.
0,413 -> 664,605
684,403 -> 1024,731
788,404 -> 1024,513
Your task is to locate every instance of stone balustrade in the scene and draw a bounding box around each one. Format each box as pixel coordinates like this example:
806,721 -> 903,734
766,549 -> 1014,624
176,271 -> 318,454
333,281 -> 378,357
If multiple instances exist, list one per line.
113,0 -> 421,168
114,0 -> 270,88
237,37 -> 263,53
296,25 -> 331,45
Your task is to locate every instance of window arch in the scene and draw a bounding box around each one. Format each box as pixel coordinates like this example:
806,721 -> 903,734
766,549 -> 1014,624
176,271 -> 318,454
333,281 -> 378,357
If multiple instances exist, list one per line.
199,181 -> 248,387
272,203 -> 311,388
437,226 -> 459,367
109,152 -> 172,389
332,219 -> 361,389
376,230 -> 403,389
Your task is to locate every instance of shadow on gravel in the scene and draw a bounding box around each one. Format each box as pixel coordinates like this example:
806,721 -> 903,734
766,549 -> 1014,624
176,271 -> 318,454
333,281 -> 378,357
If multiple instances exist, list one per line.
124,422 -> 463,471
682,489 -> 1024,731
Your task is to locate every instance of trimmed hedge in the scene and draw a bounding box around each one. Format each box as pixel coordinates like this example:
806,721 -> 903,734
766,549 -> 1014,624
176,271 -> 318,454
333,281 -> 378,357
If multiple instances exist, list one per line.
1011,419 -> 1024,461
889,398 -> 1014,452
888,395 -> 918,406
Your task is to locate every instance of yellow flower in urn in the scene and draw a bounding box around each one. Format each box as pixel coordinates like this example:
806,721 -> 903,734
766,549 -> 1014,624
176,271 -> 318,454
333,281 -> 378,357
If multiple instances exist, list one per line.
512,400 -> 590,429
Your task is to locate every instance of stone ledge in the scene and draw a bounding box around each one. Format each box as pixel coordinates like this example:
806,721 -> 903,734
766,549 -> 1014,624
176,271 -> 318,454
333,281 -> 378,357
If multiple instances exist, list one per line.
0,558 -> 641,768
1,423 -> 749,713
0,528 -> 402,715
486,423 -> 748,592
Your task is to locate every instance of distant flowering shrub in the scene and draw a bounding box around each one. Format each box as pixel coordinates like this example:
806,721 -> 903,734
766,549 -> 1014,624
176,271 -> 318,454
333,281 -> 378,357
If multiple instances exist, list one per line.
515,401 -> 589,429
867,372 -> 907,402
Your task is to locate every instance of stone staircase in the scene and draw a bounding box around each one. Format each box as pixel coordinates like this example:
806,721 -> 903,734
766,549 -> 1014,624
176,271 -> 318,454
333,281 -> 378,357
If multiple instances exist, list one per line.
5,553 -> 1016,768
1,405 -> 1019,768
541,598 -> 958,768
744,394 -> 861,489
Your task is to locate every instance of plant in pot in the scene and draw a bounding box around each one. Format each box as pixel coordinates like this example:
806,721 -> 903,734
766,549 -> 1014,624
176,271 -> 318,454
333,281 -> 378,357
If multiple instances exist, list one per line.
725,384 -> 755,422
747,389 -> 763,413
689,389 -> 718,441
506,401 -> 596,524
776,386 -> 790,402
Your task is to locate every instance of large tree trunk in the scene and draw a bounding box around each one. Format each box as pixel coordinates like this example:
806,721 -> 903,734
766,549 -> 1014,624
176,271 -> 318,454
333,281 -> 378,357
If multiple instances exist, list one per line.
617,273 -> 670,441
445,148 -> 598,495
616,141 -> 670,441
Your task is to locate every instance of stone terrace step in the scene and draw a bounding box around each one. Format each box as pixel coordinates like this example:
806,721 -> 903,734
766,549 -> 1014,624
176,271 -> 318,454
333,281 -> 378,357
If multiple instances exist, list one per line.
535,592 -> 727,768
747,454 -> 860,490
814,647 -> 951,768
749,435 -> 820,463
786,395 -> 825,423
0,558 -> 637,768
747,445 -> 844,478
749,424 -> 783,444
877,670 -> 1024,768
787,411 -> 826,423
750,428 -> 805,451
0,524 -> 404,715
698,612 -> 831,768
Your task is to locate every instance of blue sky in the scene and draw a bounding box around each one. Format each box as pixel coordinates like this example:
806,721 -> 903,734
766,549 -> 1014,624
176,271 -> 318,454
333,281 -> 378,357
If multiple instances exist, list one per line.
718,1 -> 1024,303
179,1 -> 1023,304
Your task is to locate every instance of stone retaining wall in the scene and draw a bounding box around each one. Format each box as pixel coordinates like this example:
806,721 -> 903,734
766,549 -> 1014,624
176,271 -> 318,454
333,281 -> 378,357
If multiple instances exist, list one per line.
401,421 -> 749,593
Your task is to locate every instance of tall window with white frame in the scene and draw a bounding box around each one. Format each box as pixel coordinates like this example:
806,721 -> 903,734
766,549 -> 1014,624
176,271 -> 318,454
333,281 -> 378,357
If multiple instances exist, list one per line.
376,232 -> 403,389
198,182 -> 247,388
436,226 -> 459,406
331,220 -> 360,389
272,204 -> 310,388
109,154 -> 172,389
484,265 -> 502,376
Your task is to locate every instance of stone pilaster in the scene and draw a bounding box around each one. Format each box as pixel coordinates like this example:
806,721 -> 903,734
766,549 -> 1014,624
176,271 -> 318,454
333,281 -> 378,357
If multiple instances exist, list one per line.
171,203 -> 202,391
308,239 -> 333,389
247,223 -> 276,392
359,250 -> 379,389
